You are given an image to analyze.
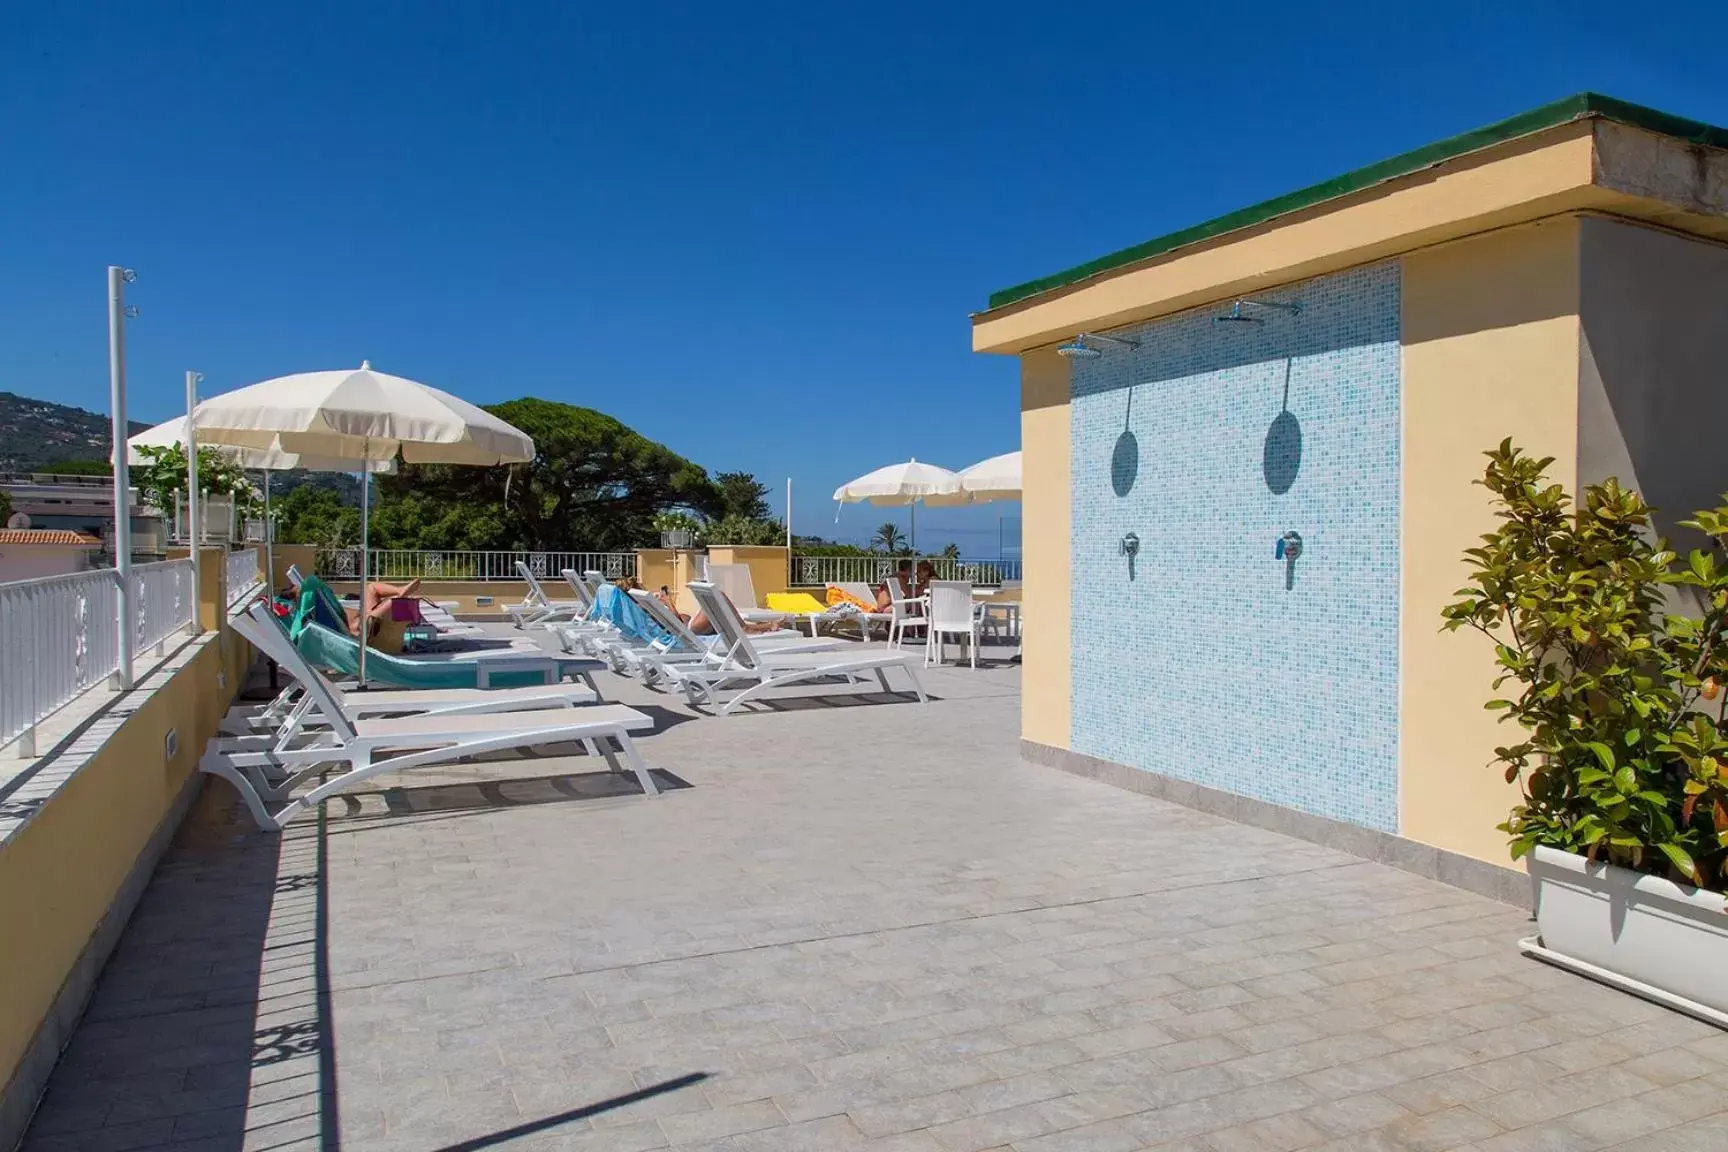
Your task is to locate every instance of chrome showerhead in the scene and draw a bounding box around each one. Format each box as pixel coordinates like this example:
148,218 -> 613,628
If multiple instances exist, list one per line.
1215,298 -> 1302,327
1057,332 -> 1140,360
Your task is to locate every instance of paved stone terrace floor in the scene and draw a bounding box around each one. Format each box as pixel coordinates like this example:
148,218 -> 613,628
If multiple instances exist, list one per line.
19,631 -> 1728,1152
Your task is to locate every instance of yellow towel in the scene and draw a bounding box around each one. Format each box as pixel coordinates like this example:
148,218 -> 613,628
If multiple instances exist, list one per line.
826,585 -> 876,611
766,591 -> 828,614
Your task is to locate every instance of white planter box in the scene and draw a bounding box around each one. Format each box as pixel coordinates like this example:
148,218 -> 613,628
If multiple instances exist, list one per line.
1523,844 -> 1728,1028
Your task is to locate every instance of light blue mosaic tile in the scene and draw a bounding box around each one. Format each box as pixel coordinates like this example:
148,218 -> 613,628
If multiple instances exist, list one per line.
1069,263 -> 1401,832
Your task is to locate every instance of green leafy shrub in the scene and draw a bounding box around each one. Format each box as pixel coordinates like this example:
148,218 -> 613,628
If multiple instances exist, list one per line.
133,444 -> 262,520
704,515 -> 784,546
1443,441 -> 1728,889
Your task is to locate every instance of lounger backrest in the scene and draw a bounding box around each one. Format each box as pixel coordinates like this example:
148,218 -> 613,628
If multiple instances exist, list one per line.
514,561 -> 552,606
706,563 -> 759,611
885,572 -> 917,623
927,580 -> 974,630
687,581 -> 759,669
627,588 -> 703,653
244,602 -> 358,741
560,569 -> 594,610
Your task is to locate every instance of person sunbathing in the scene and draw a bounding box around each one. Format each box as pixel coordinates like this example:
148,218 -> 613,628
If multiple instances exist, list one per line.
654,587 -> 782,635
345,578 -> 421,635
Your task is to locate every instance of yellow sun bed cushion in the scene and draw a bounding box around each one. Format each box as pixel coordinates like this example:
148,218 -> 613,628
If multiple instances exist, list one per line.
765,591 -> 829,614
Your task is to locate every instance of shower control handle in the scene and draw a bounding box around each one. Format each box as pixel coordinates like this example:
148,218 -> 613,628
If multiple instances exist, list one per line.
1275,531 -> 1302,562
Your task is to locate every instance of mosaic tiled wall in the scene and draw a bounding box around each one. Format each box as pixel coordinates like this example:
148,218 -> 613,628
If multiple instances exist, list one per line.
1069,262 -> 1401,831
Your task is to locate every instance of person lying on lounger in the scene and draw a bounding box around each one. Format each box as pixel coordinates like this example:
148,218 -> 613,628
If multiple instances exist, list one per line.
345,578 -> 422,636
653,586 -> 782,636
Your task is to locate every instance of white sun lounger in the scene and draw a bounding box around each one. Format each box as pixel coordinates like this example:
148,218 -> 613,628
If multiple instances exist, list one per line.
676,581 -> 927,715
624,587 -> 836,686
620,588 -> 804,679
283,563 -> 486,637
226,604 -> 603,741
504,562 -> 589,628
549,569 -> 625,656
202,627 -> 661,832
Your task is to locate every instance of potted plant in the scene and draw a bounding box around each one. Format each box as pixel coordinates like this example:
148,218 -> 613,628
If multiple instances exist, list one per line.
1444,441 -> 1728,1024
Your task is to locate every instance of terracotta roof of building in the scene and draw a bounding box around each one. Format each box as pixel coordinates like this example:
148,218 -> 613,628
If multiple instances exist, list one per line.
0,529 -> 102,546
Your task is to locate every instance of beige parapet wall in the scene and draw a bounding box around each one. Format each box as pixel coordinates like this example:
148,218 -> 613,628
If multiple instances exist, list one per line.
0,549 -> 254,1147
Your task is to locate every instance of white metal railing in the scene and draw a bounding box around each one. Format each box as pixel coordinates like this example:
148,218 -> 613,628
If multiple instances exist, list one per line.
0,561 -> 198,756
135,559 -> 198,654
314,549 -> 636,583
790,555 -> 1023,588
0,570 -> 121,753
225,548 -> 262,604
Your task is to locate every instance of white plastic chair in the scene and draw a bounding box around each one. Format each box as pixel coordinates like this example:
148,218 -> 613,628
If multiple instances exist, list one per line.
926,580 -> 979,668
884,575 -> 926,651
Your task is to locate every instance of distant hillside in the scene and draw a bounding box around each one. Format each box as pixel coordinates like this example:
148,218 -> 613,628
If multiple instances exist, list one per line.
0,392 -> 147,472
0,391 -> 368,505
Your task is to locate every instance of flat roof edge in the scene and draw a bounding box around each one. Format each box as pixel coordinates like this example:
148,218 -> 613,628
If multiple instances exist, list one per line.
981,93 -> 1728,315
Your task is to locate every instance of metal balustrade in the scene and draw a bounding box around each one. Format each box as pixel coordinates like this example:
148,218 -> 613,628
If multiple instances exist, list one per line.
0,559 -> 196,756
789,555 -> 1022,588
225,548 -> 262,604
314,549 -> 636,583
135,560 -> 197,655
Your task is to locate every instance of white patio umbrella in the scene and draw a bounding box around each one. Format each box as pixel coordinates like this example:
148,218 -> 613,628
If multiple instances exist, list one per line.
831,459 -> 961,552
954,451 -> 1022,504
192,362 -> 535,686
124,417 -> 394,599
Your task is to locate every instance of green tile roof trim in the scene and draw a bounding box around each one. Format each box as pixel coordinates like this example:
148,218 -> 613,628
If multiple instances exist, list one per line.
984,93 -> 1728,313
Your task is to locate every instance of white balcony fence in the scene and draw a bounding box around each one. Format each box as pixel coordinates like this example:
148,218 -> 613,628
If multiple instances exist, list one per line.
225,548 -> 262,604
0,559 -> 196,755
790,555 -> 1023,588
135,560 -> 198,655
314,549 -> 636,583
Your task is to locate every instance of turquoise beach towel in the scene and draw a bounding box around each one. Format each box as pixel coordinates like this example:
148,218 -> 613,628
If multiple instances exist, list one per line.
594,584 -> 673,646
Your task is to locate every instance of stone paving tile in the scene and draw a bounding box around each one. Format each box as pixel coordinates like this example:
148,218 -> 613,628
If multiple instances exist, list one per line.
17,634 -> 1728,1151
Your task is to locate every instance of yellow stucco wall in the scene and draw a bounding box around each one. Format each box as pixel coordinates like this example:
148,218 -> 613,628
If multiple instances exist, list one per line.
705,547 -> 792,604
1020,347 -> 1072,750
1399,219 -> 1583,865
0,598 -> 252,1091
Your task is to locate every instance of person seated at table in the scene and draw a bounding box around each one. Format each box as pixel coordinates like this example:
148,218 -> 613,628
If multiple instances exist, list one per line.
876,560 -> 914,612
654,587 -> 782,636
344,578 -> 421,636
915,560 -> 937,590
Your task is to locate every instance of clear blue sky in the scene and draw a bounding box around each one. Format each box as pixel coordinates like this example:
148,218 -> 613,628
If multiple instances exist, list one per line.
3,2 -> 1726,552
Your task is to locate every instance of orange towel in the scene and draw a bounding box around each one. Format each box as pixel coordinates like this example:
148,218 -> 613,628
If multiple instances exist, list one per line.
826,584 -> 876,611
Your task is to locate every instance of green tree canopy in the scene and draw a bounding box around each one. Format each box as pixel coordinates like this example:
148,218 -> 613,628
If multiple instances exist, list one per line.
372,398 -> 722,551
871,522 -> 909,555
715,472 -> 771,521
274,485 -> 360,547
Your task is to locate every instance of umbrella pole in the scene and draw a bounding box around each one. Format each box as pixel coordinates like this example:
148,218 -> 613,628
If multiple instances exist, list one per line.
357,446 -> 370,688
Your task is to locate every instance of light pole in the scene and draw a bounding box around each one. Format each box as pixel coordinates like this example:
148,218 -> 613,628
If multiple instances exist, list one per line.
108,267 -> 137,689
